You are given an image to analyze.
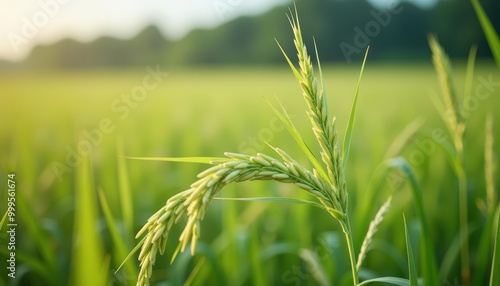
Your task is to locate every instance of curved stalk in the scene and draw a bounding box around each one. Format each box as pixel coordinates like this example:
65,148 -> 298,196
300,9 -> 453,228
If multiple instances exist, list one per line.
341,217 -> 358,285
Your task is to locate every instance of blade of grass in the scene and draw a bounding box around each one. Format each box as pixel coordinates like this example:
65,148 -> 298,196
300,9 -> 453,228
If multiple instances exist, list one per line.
385,157 -> 439,286
193,243 -> 227,286
463,45 -> 478,107
358,277 -> 410,286
71,155 -> 106,286
438,230 -> 461,282
16,191 -> 58,284
313,38 -> 327,113
404,215 -> 419,286
183,257 -> 206,286
0,210 -> 7,230
473,214 -> 495,285
215,196 -> 327,210
343,46 -> 369,169
124,156 -> 225,164
355,118 -> 424,242
116,236 -> 147,273
98,187 -> 138,281
473,114 -> 497,284
117,140 -> 134,234
490,205 -> 500,286
471,0 -> 500,67
266,98 -> 330,182
485,114 -> 496,214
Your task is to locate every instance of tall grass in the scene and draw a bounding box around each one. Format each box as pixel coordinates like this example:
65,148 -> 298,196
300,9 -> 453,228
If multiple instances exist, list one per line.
129,8 -> 370,285
429,35 -> 471,284
0,4 -> 498,286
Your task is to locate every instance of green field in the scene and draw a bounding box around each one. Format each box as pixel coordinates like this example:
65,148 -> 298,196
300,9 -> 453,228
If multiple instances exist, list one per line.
0,61 -> 499,285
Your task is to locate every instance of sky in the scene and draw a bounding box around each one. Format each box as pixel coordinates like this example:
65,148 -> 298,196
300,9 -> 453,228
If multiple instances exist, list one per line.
0,0 -> 437,62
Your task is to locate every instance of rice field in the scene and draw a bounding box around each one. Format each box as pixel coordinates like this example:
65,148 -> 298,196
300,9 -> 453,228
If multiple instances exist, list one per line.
0,60 -> 499,285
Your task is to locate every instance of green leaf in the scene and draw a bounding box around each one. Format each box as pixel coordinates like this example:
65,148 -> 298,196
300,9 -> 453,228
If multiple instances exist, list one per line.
355,119 -> 424,242
266,98 -> 330,182
357,277 -> 410,286
124,156 -> 225,164
471,0 -> 500,67
439,230 -> 462,282
116,236 -> 147,273
463,45 -> 478,107
72,155 -> 107,286
215,196 -> 326,210
276,40 -> 302,82
0,210 -> 7,231
490,206 -> 500,286
343,46 -> 369,169
17,192 -> 58,282
98,188 -> 138,281
313,38 -> 328,114
117,140 -> 134,234
404,216 -> 419,286
384,157 -> 439,286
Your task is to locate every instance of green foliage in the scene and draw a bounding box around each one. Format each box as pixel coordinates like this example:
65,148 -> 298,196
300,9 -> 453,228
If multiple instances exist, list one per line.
0,43 -> 498,286
471,0 -> 500,67
71,156 -> 107,286
404,216 -> 418,286
10,0 -> 499,69
491,206 -> 500,286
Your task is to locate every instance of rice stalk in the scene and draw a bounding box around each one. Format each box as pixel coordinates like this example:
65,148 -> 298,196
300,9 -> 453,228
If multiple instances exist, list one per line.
356,196 -> 392,271
282,9 -> 344,194
133,7 -> 363,286
429,36 -> 470,284
428,35 -> 462,134
135,151 -> 344,286
485,114 -> 496,215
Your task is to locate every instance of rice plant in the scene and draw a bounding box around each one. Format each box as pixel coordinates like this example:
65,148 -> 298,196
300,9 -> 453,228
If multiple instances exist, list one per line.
122,5 -> 500,286
128,8 -> 368,286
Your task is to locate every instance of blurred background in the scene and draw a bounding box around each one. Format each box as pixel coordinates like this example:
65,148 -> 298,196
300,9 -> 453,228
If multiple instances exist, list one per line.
0,0 -> 499,285
0,0 -> 499,68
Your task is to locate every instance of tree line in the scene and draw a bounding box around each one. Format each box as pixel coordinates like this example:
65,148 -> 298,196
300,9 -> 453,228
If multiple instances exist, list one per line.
9,0 -> 500,69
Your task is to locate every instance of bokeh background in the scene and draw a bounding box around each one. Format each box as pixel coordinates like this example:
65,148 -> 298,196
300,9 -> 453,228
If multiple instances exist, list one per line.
0,0 -> 499,285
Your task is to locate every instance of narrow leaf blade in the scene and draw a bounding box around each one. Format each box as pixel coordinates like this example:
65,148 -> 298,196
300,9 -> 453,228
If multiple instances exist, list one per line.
404,215 -> 419,286
358,277 -> 410,286
124,156 -> 224,164
215,196 -> 326,210
490,206 -> 500,286
98,188 -> 138,280
266,98 -> 330,182
343,46 -> 369,169
384,157 -> 439,285
471,0 -> 500,67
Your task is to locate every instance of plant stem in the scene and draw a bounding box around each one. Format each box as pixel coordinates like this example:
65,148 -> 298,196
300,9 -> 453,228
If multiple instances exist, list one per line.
458,171 -> 470,284
454,128 -> 470,285
341,217 -> 358,285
